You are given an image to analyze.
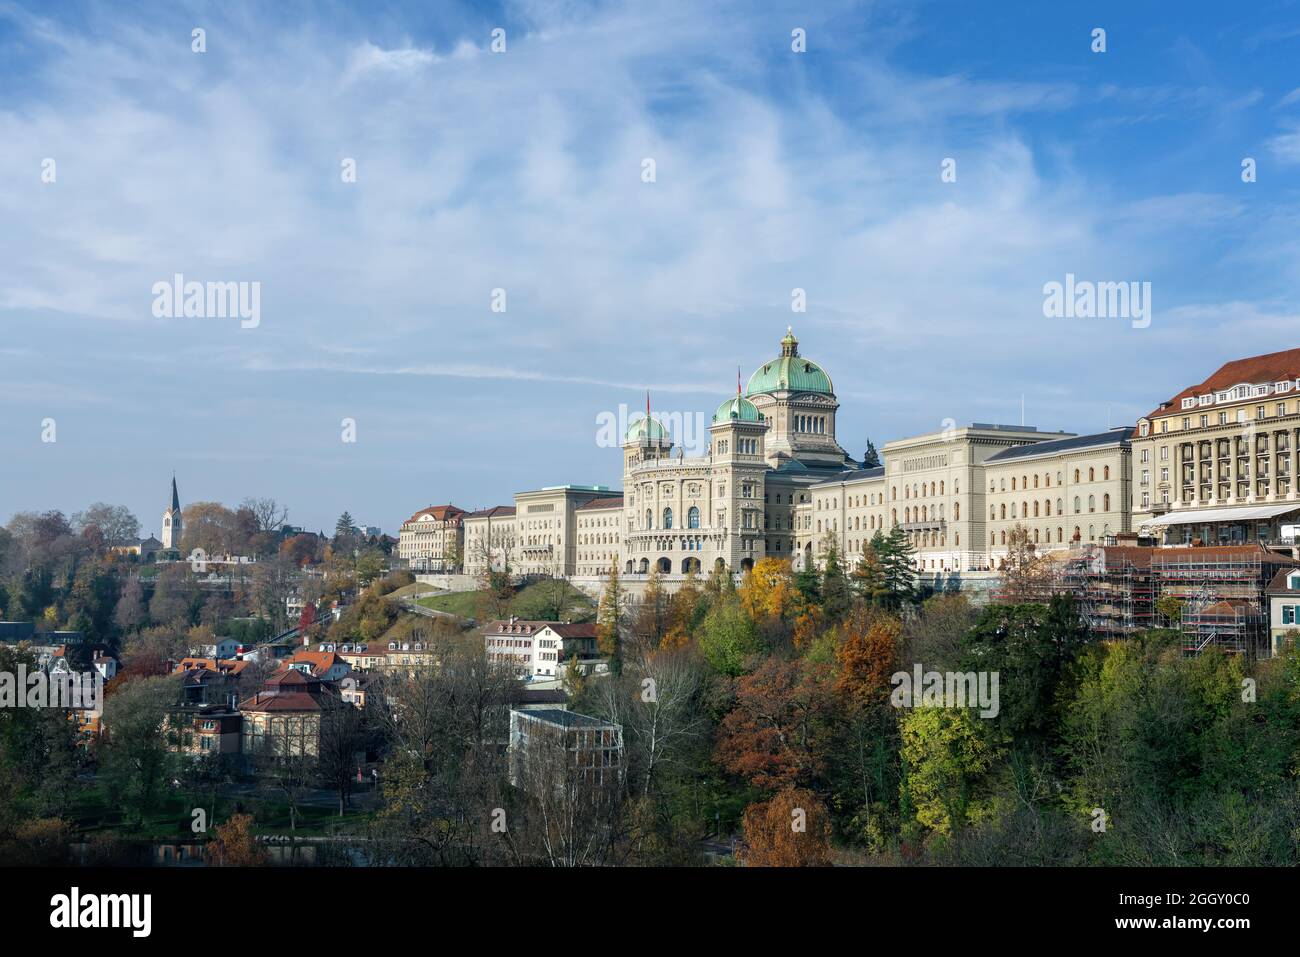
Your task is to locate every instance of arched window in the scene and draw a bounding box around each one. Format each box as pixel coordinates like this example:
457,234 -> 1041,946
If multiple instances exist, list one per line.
1073,496 -> 1081,513
1033,474 -> 1039,488
990,506 -> 996,520
1103,494 -> 1110,511
1088,467 -> 1095,482
663,507 -> 673,529
687,506 -> 700,528
645,509 -> 652,529
1012,477 -> 1017,491
1057,527 -> 1063,542
954,503 -> 960,520
1000,504 -> 1006,519
1088,495 -> 1095,513
1074,469 -> 1081,483
1033,501 -> 1040,517
1045,499 -> 1052,516
1104,466 -> 1110,480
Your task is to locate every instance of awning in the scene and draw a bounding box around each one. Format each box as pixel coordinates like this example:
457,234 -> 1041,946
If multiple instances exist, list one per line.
1148,503 -> 1300,527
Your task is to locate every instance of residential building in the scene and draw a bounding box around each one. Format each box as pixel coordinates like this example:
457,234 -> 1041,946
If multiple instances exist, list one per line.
239,669 -> 342,759
168,705 -> 242,757
1265,566 -> 1300,655
284,649 -> 352,682
397,504 -> 467,572
484,618 -> 601,679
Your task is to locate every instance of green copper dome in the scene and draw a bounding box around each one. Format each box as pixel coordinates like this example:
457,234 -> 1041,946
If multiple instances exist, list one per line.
712,395 -> 763,424
745,327 -> 833,397
626,415 -> 669,442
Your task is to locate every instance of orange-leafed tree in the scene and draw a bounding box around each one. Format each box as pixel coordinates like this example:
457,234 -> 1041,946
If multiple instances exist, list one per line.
205,813 -> 267,866
834,613 -> 900,709
714,657 -> 835,790
740,788 -> 832,866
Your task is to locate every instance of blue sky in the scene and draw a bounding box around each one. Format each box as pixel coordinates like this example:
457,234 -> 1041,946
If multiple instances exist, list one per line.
3,0 -> 1300,537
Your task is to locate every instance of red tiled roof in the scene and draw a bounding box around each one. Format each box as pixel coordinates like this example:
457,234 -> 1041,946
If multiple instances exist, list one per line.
1099,543 -> 1300,571
175,657 -> 250,675
547,623 -> 599,639
284,651 -> 347,676
1145,347 -> 1300,420
1266,567 -> 1300,593
404,504 -> 466,524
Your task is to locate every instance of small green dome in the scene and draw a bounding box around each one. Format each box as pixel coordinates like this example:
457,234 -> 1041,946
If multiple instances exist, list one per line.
712,395 -> 763,424
626,415 -> 668,442
745,327 -> 833,397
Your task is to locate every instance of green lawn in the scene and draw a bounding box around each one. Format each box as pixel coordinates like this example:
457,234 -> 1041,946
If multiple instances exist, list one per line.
385,581 -> 438,599
415,579 -> 596,623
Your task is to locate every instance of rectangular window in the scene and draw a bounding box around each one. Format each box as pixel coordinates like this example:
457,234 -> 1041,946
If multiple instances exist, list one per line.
1285,605 -> 1296,625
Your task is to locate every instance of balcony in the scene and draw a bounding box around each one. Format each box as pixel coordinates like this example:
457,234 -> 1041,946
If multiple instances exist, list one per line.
900,520 -> 946,533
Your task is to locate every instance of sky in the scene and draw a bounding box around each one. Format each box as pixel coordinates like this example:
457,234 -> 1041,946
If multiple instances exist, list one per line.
3,0 -> 1300,537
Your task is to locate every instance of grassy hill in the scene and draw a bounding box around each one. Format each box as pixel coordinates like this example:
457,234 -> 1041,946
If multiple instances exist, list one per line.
414,579 -> 596,623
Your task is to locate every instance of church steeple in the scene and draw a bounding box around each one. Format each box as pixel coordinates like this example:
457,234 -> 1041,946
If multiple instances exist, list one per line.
162,473 -> 183,550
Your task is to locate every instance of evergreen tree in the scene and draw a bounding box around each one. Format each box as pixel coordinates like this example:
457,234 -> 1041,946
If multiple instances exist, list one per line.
852,534 -> 890,606
821,543 -> 852,623
596,561 -> 624,669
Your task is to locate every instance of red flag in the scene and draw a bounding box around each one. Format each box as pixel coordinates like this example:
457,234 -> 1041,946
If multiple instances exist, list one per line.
737,365 -> 742,395
646,389 -> 650,421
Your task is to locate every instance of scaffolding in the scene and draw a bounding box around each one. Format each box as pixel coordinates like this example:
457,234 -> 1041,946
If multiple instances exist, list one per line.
1059,546 -> 1155,639
993,542 -> 1294,657
1151,550 -> 1271,656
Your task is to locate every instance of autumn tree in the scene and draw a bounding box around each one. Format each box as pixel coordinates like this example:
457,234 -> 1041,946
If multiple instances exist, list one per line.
205,813 -> 267,866
741,788 -> 832,866
715,657 -> 835,790
629,566 -> 670,655
999,524 -> 1054,603
738,557 -> 796,622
